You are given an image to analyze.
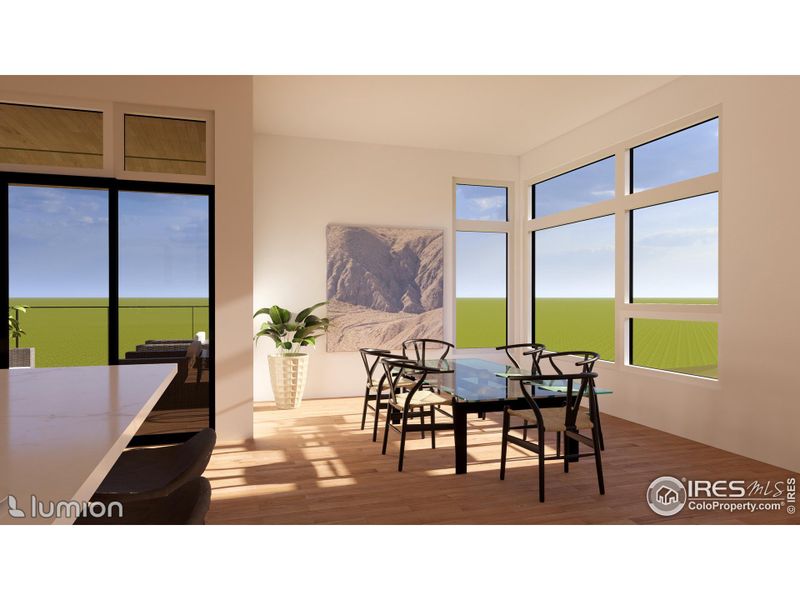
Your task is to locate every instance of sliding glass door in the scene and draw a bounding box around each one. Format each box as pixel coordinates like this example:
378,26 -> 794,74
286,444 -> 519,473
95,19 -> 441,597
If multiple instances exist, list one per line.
2,173 -> 214,442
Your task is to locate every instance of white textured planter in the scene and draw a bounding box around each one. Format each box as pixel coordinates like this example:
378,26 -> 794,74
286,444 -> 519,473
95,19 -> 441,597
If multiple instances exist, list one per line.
268,353 -> 309,409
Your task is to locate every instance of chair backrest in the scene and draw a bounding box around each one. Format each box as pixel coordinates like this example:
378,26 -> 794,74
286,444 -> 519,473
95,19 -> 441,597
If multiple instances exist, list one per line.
496,343 -> 546,371
380,357 -> 428,408
513,371 -> 598,431
401,338 -> 454,362
359,348 -> 402,386
537,351 -> 599,376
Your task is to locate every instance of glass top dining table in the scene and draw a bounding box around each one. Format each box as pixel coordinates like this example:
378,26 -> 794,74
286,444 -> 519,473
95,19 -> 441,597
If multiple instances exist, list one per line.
416,357 -> 612,402
402,357 -> 612,474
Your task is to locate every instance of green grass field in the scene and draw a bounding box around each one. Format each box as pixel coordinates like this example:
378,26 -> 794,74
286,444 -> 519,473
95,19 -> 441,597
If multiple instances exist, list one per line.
457,297 -> 718,378
9,298 -> 209,367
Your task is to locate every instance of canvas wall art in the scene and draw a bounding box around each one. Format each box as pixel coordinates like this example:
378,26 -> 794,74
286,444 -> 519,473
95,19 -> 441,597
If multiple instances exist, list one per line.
326,224 -> 444,352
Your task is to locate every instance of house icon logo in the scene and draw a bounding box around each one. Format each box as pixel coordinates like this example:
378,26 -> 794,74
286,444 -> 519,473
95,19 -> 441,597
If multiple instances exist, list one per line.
647,476 -> 687,516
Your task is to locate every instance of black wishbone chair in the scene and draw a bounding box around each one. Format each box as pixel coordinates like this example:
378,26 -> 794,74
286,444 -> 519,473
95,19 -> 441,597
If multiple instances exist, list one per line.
536,351 -> 604,451
380,358 -> 454,472
499,370 -> 605,503
359,348 -> 415,442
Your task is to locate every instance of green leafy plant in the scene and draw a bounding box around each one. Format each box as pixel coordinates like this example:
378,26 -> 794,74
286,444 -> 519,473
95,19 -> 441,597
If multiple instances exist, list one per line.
8,305 -> 28,344
253,302 -> 330,355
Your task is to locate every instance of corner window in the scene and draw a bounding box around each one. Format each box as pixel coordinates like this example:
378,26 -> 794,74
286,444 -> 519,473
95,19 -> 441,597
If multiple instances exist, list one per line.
454,182 -> 510,349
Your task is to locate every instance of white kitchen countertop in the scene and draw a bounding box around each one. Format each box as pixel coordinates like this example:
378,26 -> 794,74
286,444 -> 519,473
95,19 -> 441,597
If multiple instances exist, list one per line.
0,364 -> 176,525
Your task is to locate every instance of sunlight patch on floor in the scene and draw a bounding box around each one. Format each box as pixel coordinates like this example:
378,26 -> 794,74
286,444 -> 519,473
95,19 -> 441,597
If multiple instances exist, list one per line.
210,482 -> 299,498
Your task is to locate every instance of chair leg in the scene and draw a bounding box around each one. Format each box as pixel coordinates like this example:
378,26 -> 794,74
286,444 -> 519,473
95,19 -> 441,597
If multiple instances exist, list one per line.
556,431 -> 561,458
360,388 -> 370,431
381,404 -> 393,455
537,426 -> 546,502
563,433 -> 569,473
523,420 -> 528,441
430,407 -> 436,449
372,392 -> 383,443
593,427 -> 605,495
398,408 -> 410,472
500,409 -> 509,480
596,414 -> 605,451
420,405 -> 425,440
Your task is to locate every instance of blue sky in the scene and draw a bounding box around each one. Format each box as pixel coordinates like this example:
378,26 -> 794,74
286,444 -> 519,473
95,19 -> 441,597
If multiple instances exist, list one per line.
456,231 -> 506,298
535,216 -> 615,298
534,156 -> 615,218
633,193 -> 718,299
9,187 -> 208,298
455,184 -> 507,220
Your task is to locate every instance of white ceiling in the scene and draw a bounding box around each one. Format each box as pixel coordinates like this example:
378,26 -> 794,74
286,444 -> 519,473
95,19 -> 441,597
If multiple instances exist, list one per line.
253,76 -> 677,156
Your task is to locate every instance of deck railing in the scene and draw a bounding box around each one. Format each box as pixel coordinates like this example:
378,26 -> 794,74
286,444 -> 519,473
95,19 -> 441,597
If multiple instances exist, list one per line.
10,304 -> 208,349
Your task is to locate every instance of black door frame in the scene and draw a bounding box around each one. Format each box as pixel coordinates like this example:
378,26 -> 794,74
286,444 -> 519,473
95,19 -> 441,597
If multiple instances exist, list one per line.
1,171 -> 215,445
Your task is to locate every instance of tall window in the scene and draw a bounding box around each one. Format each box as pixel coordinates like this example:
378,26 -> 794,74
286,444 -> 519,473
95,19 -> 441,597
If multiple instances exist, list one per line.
454,183 -> 509,348
534,216 -> 615,361
628,118 -> 720,378
527,112 -> 720,379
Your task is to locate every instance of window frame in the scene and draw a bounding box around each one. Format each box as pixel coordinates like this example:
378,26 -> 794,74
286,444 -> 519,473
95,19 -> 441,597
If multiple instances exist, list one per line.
524,105 -> 722,383
452,178 -> 514,353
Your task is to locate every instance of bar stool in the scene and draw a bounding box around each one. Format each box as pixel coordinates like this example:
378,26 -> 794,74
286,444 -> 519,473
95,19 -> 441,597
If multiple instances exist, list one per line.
91,428 -> 217,502
75,477 -> 211,525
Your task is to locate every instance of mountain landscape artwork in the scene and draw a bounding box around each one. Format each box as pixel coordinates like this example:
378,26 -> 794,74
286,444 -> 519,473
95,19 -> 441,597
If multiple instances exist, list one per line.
326,224 -> 444,352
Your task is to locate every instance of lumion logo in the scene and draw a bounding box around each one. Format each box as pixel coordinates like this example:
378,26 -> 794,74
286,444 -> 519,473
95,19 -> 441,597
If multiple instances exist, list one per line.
647,476 -> 687,516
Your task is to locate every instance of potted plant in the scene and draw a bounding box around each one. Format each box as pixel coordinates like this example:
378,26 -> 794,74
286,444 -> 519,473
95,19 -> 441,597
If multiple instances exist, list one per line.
8,304 -> 35,368
254,302 -> 330,409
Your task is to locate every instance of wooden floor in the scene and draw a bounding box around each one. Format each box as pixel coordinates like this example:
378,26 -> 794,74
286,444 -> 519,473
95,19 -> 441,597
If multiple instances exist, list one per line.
205,397 -> 799,524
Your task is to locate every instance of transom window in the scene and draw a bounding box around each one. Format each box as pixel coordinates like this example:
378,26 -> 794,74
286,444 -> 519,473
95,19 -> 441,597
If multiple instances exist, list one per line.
532,155 -> 615,218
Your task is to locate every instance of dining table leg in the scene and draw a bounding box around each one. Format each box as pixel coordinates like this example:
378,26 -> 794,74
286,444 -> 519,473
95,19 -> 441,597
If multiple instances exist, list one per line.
453,404 -> 468,474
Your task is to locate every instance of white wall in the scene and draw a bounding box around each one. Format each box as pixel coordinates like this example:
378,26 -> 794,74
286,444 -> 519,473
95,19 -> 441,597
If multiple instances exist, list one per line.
519,76 -> 800,473
253,134 -> 518,401
0,76 -> 254,442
